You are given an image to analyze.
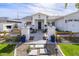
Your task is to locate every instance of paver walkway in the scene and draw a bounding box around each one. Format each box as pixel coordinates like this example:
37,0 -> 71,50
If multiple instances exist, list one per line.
27,48 -> 48,56
28,45 -> 48,56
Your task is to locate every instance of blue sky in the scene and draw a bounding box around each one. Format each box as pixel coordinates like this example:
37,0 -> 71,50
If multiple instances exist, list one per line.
0,3 -> 78,19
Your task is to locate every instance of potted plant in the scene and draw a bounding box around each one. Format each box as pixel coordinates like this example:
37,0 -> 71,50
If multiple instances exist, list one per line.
21,35 -> 26,42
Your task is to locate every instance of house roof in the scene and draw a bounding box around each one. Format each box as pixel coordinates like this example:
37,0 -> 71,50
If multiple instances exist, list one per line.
22,16 -> 32,20
31,12 -> 49,16
54,10 -> 79,21
48,16 -> 62,20
0,17 -> 21,23
22,13 -> 48,19
22,12 -> 62,21
6,20 -> 22,23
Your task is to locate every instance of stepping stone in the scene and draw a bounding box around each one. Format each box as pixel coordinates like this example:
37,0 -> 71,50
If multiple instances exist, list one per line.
28,49 -> 38,56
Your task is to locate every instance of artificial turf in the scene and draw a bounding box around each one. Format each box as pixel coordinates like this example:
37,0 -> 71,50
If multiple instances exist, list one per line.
59,44 -> 79,56
0,44 -> 16,56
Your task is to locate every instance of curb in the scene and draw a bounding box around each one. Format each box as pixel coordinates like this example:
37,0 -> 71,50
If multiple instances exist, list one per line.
57,45 -> 65,56
14,44 -> 17,56
14,42 -> 22,56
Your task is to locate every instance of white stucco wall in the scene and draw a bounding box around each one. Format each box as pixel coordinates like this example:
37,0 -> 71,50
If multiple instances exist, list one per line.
0,22 -> 21,32
55,11 -> 79,32
18,20 -> 26,28
32,13 -> 47,26
3,23 -> 15,32
55,18 -> 67,31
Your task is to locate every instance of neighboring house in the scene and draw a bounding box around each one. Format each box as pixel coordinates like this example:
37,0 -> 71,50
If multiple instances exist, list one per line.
0,17 -> 21,32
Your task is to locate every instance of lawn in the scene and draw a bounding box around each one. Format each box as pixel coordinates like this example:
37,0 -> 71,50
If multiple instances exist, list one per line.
59,44 -> 79,56
0,44 -> 16,56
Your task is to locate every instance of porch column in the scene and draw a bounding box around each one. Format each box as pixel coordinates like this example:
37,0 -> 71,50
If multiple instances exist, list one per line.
44,17 -> 47,25
32,17 -> 35,25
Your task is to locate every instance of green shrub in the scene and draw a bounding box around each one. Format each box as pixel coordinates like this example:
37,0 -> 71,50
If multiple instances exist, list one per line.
13,24 -> 18,28
5,35 -> 21,42
12,35 -> 21,42
26,46 -> 31,53
59,36 -> 79,43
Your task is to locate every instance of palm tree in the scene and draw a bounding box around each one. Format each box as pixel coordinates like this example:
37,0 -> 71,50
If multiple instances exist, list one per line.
65,3 -> 79,9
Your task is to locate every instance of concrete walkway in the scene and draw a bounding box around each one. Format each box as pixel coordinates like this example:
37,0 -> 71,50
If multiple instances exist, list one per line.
25,30 -> 49,56
30,31 -> 44,41
15,30 -> 63,56
25,40 -> 47,45
26,31 -> 54,56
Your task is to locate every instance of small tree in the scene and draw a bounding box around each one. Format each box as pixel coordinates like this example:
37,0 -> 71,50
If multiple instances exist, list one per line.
13,24 -> 18,28
12,24 -> 21,34
65,3 -> 79,9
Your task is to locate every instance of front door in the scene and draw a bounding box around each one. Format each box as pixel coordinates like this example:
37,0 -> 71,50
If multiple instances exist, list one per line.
38,22 -> 41,29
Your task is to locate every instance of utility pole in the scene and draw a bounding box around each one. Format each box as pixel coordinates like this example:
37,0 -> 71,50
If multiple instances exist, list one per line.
16,8 -> 19,19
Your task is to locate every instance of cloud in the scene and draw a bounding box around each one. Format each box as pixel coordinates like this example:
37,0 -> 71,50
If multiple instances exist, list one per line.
0,3 -> 77,18
0,8 -> 17,18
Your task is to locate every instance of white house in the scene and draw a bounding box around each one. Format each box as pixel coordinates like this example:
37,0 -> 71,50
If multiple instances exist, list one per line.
22,11 -> 79,32
22,13 -> 61,30
0,17 -> 21,32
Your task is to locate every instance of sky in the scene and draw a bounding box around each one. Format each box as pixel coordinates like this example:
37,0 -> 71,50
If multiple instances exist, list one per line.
0,3 -> 78,19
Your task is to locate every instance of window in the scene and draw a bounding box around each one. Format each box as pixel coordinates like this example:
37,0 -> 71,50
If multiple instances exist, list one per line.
65,19 -> 73,23
47,22 -> 50,25
69,19 -> 72,21
31,17 -> 32,20
74,19 -> 77,21
74,19 -> 79,21
46,16 -> 48,19
26,22 -> 31,25
6,26 -> 11,29
65,20 -> 67,23
52,22 -> 55,26
38,15 -> 40,18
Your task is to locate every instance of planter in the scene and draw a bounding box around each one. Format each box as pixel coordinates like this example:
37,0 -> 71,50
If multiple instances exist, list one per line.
50,35 -> 55,42
20,35 -> 26,42
29,36 -> 34,41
